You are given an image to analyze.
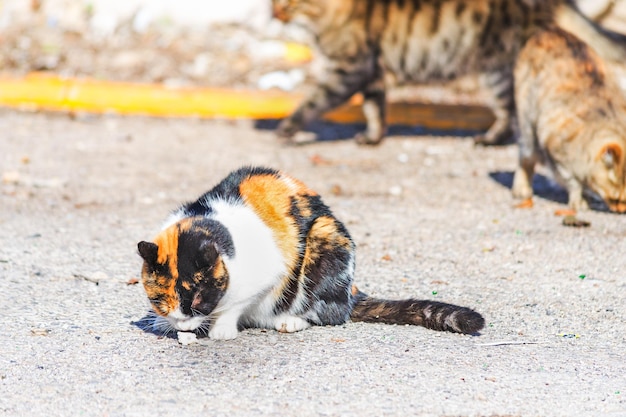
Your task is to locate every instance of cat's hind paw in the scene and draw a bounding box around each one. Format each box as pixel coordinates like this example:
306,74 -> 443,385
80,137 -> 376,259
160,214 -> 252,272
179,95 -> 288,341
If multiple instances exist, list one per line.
274,316 -> 311,334
512,168 -> 534,200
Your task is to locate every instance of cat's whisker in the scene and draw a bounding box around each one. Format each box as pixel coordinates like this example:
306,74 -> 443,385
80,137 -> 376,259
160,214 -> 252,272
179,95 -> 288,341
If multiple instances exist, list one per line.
197,322 -> 211,337
151,315 -> 176,336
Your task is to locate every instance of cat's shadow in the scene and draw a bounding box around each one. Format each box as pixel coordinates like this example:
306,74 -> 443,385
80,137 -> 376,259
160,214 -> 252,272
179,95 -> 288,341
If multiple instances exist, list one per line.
254,119 -> 483,143
131,313 -> 179,339
489,171 -> 609,211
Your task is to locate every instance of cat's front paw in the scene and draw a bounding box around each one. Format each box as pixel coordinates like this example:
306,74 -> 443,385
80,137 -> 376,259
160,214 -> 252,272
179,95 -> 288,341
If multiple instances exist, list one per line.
209,324 -> 239,340
276,118 -> 300,140
568,195 -> 589,211
354,132 -> 384,146
474,124 -> 513,146
512,168 -> 533,200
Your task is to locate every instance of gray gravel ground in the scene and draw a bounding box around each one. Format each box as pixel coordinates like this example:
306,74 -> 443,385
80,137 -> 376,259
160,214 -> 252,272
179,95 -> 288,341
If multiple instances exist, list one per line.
1,110 -> 625,417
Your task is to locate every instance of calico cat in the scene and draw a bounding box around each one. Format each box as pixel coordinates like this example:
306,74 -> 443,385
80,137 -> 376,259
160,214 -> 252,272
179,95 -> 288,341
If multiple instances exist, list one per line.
512,27 -> 626,213
137,166 -> 484,340
272,0 -> 626,145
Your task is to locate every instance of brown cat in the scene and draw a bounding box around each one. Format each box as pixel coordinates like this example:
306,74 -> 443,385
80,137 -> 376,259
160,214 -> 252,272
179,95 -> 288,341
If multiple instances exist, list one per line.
512,27 -> 626,213
272,0 -> 626,145
137,166 -> 484,340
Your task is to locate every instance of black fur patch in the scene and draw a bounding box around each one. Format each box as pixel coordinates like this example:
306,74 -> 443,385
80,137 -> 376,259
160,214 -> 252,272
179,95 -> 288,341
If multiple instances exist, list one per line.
182,166 -> 280,216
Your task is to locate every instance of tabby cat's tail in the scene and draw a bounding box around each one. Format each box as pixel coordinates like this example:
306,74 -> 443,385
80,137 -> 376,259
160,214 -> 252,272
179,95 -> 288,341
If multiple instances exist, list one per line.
350,289 -> 484,334
556,0 -> 626,63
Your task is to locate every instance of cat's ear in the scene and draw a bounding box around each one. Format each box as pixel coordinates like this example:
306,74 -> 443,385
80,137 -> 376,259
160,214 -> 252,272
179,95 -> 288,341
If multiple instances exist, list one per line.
600,143 -> 623,169
198,240 -> 219,268
137,241 -> 159,264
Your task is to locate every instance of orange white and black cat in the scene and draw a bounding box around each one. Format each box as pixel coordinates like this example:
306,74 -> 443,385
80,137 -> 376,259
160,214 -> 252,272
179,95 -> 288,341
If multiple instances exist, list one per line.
272,0 -> 626,145
512,28 -> 626,213
137,166 -> 484,340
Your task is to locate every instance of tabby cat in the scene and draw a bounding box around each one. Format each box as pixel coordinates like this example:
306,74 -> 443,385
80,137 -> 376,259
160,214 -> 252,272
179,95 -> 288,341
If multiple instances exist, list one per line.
272,0 -> 626,145
512,27 -> 626,212
137,166 -> 484,340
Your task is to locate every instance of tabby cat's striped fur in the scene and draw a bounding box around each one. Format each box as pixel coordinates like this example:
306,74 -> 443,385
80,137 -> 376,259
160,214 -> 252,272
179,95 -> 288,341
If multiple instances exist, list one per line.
138,166 -> 484,340
512,28 -> 626,212
272,0 -> 626,145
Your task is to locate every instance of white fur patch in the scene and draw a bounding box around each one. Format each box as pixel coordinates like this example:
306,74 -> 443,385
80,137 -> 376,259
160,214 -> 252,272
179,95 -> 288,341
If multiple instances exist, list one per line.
158,198 -> 290,338
167,308 -> 206,331
210,200 -> 286,297
273,315 -> 311,333
207,199 -> 288,334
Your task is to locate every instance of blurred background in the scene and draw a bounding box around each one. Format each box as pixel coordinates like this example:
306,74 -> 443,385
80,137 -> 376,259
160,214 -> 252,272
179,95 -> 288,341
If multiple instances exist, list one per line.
0,0 -> 625,109
0,0 -> 307,91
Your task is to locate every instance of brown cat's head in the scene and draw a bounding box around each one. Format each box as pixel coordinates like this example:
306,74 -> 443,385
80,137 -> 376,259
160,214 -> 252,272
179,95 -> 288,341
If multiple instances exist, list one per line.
272,0 -> 297,22
271,0 -> 324,25
589,141 -> 626,213
137,217 -> 232,332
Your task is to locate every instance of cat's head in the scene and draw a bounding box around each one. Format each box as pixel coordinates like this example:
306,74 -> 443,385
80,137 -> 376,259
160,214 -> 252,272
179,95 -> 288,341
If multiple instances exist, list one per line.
271,0 -> 323,26
589,141 -> 626,213
272,0 -> 298,22
137,217 -> 231,332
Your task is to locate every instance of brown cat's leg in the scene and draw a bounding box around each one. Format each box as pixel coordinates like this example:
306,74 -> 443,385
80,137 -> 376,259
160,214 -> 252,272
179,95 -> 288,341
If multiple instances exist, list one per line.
512,157 -> 536,200
276,58 -> 375,143
276,85 -> 353,141
512,112 -> 538,200
476,70 -> 515,146
355,70 -> 387,146
562,174 -> 588,211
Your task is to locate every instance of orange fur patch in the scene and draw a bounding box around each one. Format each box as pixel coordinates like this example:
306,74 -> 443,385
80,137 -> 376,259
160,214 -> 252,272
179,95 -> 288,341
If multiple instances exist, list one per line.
142,261 -> 178,316
310,216 -> 352,248
145,218 -> 196,315
239,174 -> 315,270
153,218 -> 194,279
294,195 -> 313,218
554,209 -> 577,217
597,143 -> 623,164
514,198 -> 534,209
351,285 -> 359,296
212,259 -> 228,290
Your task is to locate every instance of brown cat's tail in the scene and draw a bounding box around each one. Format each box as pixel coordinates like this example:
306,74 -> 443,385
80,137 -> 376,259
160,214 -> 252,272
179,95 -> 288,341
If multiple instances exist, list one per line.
350,288 -> 485,334
556,0 -> 626,63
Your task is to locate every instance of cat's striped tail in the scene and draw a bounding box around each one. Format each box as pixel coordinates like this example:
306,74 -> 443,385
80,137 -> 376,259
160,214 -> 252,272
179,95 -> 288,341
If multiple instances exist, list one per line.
350,288 -> 484,334
556,0 -> 626,63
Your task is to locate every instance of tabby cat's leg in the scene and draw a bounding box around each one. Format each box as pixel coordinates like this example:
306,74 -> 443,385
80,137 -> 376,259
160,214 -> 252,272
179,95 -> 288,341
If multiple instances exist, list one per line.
355,70 -> 387,145
476,70 -> 515,145
512,155 -> 537,200
276,59 -> 374,142
512,113 -> 537,200
558,167 -> 588,211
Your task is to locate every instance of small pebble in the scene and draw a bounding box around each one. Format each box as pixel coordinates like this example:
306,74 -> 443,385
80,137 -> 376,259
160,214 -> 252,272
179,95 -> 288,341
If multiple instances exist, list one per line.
389,185 -> 403,196
2,171 -> 20,184
177,331 -> 198,345
397,153 -> 409,163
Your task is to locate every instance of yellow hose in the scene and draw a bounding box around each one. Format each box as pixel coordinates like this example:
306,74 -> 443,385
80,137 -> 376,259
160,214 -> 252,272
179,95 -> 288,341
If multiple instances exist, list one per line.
0,72 -> 493,130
